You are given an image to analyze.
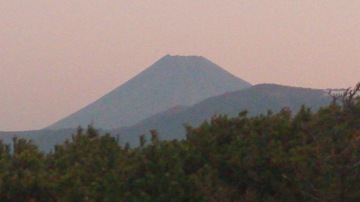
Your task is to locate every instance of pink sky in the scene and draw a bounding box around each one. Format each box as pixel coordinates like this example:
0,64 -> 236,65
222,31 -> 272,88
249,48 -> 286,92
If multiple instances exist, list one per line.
1,1 -> 360,131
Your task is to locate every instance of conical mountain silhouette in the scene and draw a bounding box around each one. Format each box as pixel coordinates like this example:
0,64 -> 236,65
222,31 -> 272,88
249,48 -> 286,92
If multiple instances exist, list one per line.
47,55 -> 251,130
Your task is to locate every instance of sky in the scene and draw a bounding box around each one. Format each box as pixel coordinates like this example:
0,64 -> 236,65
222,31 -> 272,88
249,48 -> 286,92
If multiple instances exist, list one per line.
1,1 -> 360,131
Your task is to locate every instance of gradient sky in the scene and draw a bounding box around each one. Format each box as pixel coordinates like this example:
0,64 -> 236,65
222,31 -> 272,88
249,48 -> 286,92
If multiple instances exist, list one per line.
1,1 -> 360,131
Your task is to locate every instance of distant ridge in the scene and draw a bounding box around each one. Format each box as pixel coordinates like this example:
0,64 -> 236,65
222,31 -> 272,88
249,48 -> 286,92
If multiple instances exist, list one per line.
112,83 -> 331,146
47,55 -> 251,130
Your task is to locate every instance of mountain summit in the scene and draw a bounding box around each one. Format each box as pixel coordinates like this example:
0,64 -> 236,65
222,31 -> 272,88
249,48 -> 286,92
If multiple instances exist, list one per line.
47,55 -> 251,130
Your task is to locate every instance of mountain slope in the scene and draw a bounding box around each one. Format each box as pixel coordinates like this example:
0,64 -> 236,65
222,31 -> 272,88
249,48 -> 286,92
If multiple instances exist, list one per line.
112,84 -> 331,146
47,55 -> 251,130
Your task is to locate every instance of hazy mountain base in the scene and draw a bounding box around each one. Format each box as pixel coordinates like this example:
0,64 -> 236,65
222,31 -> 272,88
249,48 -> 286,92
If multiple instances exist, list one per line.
0,129 -> 76,152
0,84 -> 331,152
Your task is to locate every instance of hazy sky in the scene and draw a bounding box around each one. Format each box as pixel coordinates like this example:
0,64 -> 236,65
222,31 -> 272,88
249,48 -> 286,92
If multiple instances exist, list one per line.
1,1 -> 360,131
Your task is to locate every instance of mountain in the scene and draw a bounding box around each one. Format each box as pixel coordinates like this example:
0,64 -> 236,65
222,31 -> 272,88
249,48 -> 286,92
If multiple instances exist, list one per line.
47,55 -> 251,130
111,84 -> 331,146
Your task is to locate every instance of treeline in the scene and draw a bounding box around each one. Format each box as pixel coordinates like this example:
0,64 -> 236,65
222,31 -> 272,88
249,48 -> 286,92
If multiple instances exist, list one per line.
1,96 -> 360,201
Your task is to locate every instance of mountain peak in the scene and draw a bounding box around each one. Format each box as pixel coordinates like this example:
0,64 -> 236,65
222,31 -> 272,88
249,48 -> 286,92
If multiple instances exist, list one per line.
162,54 -> 203,59
152,55 -> 209,69
145,55 -> 237,80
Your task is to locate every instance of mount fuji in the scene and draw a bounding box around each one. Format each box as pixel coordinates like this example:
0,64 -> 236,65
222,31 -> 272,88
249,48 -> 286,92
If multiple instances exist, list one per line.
47,55 -> 251,130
